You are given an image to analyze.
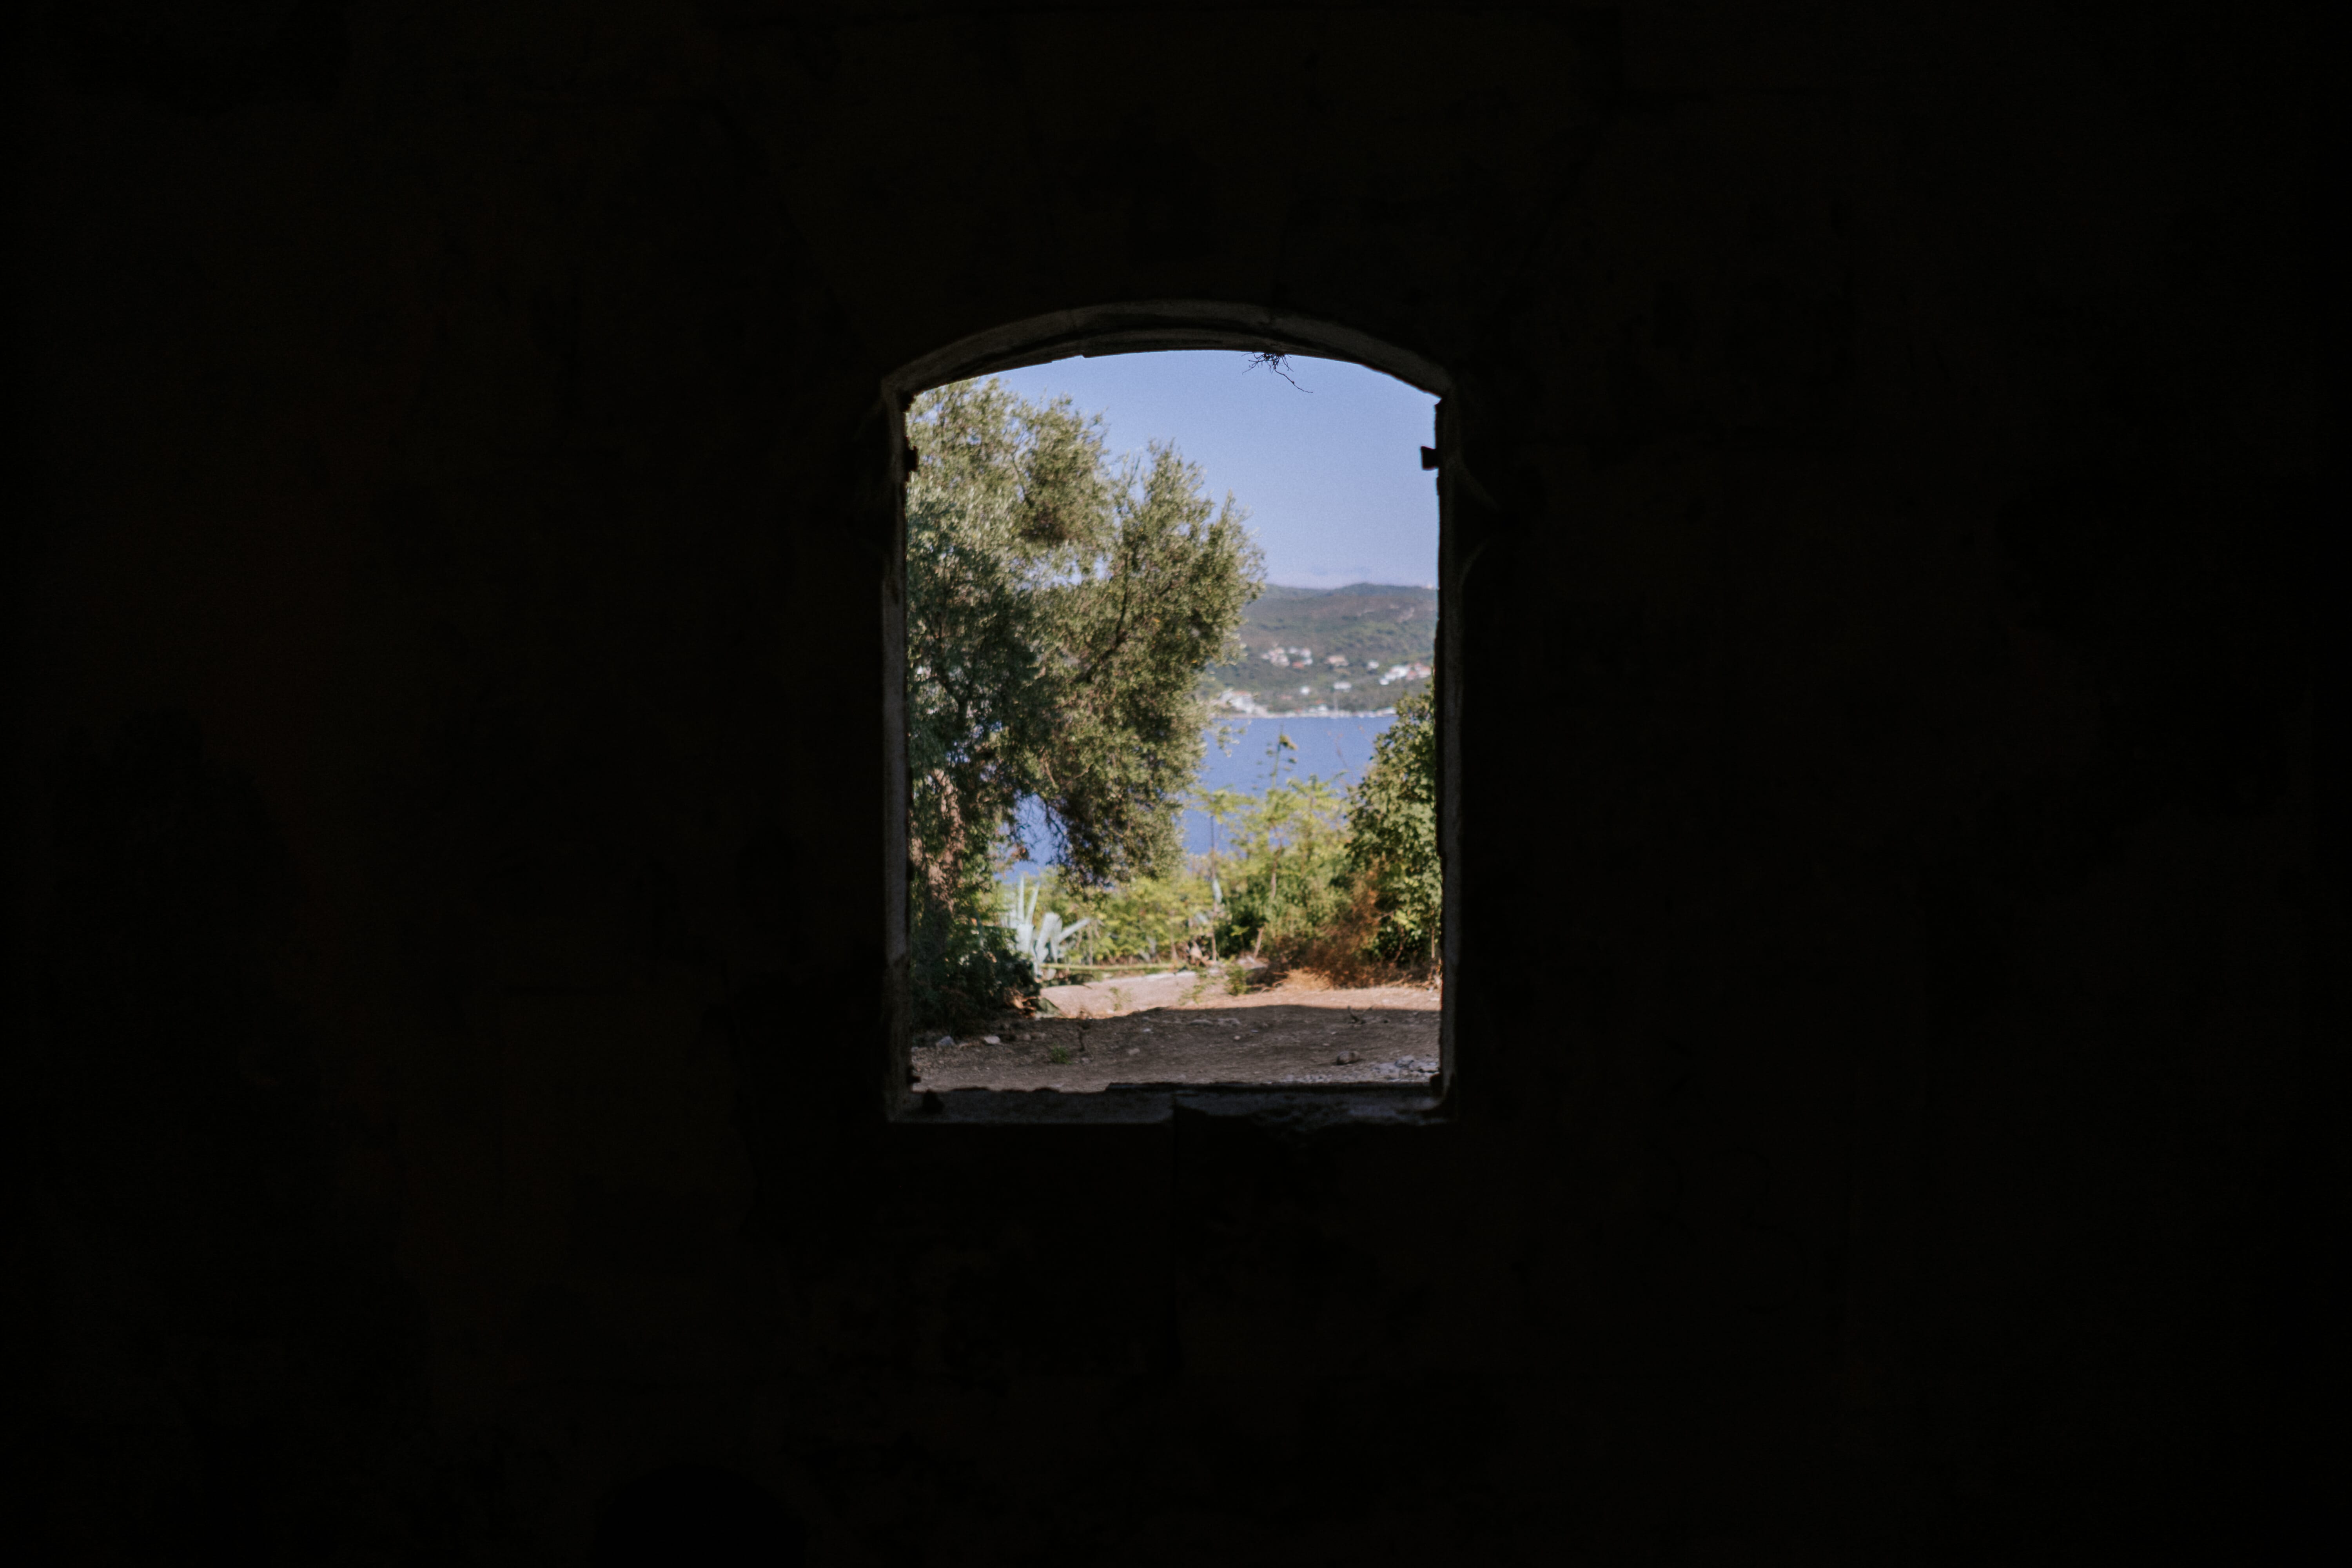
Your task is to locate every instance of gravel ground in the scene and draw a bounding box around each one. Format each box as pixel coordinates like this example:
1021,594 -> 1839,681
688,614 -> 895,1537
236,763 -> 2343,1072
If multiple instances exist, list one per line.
910,978 -> 1441,1092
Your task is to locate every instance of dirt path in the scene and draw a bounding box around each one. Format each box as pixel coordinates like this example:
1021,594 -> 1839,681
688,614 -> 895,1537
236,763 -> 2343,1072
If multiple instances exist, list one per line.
911,976 -> 1442,1092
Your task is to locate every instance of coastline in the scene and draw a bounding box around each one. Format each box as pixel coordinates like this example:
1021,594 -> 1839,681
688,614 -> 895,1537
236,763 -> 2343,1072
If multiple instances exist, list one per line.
1210,700 -> 1416,720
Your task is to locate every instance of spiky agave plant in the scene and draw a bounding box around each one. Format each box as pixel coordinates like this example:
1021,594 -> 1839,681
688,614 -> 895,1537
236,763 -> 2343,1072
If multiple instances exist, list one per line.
1000,875 -> 1094,971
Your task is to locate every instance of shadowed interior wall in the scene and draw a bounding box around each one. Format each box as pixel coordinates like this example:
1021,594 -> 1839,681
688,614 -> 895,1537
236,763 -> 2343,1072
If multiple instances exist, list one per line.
15,3 -> 2325,1563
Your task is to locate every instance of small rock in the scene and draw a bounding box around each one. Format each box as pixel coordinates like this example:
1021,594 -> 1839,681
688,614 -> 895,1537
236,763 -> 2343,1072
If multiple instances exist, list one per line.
1335,1050 -> 1360,1065
934,1035 -> 955,1050
981,1035 -> 1001,1045
1126,1047 -> 1141,1056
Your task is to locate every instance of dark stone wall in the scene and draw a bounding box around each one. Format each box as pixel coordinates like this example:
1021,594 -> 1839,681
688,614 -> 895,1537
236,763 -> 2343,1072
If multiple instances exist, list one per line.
15,3 -> 2324,1562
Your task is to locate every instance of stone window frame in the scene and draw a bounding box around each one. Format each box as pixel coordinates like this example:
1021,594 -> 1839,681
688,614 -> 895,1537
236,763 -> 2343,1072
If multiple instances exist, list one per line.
879,303 -> 1461,1126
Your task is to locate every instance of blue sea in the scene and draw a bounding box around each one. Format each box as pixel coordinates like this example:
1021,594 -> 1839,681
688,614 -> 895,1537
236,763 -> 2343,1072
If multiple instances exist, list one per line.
1000,714 -> 1397,878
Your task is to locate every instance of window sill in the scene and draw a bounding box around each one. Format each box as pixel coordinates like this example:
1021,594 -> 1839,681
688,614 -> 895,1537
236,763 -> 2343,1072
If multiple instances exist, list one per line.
895,1082 -> 1450,1127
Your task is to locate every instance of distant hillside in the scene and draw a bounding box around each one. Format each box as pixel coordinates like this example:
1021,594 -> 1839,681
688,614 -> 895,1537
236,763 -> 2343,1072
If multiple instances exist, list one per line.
1207,583 -> 1436,713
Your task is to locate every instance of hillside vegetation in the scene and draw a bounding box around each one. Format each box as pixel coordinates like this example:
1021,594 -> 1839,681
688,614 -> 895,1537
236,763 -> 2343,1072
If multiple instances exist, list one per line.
1209,583 -> 1436,712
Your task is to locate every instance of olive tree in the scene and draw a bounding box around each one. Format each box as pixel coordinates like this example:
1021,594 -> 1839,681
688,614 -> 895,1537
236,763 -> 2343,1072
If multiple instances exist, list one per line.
905,377 -> 1262,1024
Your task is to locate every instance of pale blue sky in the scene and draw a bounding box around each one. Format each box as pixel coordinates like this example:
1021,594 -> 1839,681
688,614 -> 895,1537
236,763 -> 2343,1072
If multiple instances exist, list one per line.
984,350 -> 1439,589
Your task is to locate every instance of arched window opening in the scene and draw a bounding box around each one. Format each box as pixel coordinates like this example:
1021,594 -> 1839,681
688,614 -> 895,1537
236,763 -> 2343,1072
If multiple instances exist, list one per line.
883,307 -> 1458,1119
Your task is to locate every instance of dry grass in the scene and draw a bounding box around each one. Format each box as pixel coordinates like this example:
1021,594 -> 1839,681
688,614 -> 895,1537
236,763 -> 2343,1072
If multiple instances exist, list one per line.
1221,884 -> 1441,995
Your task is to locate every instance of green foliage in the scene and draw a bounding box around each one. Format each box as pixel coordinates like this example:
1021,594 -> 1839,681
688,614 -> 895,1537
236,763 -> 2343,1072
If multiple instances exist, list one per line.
1023,866 -> 1212,968
1004,702 -> 1442,985
1020,733 -> 1359,975
904,376 -> 1261,1025
907,377 -> 1262,893
911,879 -> 1036,1036
1344,689 -> 1441,965
1211,754 -> 1356,965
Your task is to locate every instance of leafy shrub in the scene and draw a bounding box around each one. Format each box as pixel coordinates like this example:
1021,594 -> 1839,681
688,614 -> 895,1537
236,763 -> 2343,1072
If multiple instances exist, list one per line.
911,882 -> 1036,1034
1345,689 -> 1441,969
1040,867 -> 1220,968
973,696 -> 1443,993
1208,764 -> 1354,973
1296,877 -> 1386,985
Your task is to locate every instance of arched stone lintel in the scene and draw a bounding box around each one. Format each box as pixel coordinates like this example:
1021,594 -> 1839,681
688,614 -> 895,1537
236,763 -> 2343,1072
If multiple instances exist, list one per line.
886,300 -> 1454,402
